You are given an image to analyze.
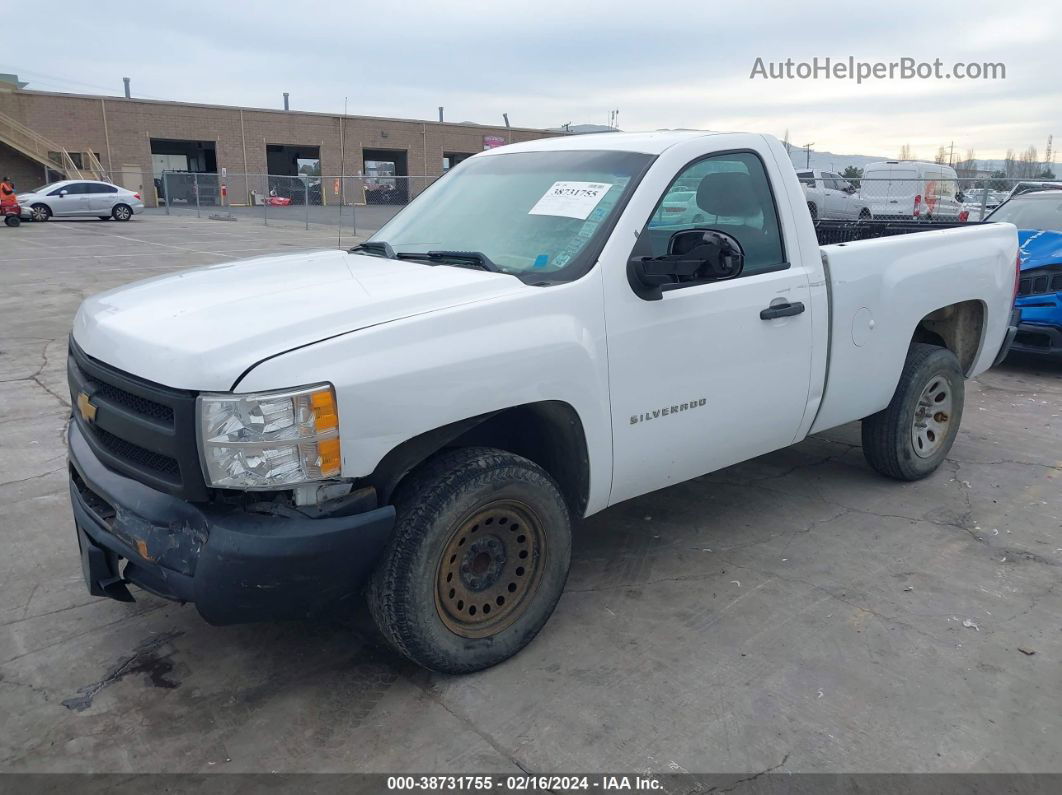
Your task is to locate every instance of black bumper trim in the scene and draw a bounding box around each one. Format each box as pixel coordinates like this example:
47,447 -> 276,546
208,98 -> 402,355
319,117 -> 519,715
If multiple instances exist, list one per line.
69,422 -> 396,624
1010,322 -> 1062,357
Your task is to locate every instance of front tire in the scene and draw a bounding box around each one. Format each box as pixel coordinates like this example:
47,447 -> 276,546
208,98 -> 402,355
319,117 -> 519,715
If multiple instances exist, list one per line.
368,447 -> 572,673
30,204 -> 51,222
112,204 -> 133,221
861,343 -> 964,481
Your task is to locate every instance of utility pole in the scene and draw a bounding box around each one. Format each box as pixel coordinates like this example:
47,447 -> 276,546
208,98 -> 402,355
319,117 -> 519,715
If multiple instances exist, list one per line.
948,140 -> 955,167
803,142 -> 815,169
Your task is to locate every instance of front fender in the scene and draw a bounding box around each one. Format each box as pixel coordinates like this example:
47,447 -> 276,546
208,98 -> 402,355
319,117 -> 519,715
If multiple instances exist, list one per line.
236,269 -> 614,514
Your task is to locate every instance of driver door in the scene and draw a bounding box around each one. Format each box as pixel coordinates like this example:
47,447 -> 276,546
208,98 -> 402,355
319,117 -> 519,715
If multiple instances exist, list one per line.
49,182 -> 90,215
604,151 -> 814,505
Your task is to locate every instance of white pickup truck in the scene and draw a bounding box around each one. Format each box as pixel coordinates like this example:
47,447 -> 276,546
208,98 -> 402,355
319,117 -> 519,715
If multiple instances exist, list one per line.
68,131 -> 1019,673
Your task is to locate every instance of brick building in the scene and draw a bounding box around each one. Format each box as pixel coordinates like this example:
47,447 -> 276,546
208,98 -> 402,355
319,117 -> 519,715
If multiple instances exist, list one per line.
0,86 -> 560,207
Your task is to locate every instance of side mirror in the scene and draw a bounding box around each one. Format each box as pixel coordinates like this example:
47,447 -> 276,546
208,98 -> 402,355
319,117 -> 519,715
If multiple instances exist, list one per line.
59,189 -> 68,197
843,184 -> 857,194
628,229 -> 744,300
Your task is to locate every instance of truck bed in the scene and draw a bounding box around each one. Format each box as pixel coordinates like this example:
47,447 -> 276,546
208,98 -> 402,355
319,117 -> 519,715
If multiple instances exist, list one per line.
813,219 -> 985,246
809,220 -> 1016,435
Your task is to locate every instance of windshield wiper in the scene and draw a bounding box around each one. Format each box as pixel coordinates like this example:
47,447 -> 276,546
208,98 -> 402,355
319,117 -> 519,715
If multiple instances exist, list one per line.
349,240 -> 396,259
352,244 -> 504,273
421,250 -> 502,272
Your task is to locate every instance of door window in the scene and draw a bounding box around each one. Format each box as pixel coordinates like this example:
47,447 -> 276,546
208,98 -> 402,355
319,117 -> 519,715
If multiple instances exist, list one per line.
50,183 -> 89,196
640,152 -> 786,276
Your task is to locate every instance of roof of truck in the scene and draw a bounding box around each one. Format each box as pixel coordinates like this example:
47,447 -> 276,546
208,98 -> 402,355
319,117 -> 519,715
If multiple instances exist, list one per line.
485,130 -> 729,156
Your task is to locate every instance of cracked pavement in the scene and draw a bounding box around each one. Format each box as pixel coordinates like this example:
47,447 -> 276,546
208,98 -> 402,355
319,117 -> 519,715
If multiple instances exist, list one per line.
1,215 -> 1061,775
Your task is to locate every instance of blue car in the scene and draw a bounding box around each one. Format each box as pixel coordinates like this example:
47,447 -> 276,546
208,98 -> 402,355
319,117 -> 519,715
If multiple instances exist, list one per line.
984,191 -> 1062,356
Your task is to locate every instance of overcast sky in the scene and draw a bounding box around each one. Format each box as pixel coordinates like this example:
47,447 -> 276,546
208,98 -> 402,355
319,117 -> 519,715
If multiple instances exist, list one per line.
7,0 -> 1058,162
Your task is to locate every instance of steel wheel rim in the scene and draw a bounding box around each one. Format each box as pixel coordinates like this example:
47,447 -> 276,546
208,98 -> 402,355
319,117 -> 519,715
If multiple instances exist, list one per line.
435,499 -> 547,639
912,374 -> 952,458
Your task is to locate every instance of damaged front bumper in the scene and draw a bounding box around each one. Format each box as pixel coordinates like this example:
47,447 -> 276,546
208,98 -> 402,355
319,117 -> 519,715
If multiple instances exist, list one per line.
68,421 -> 395,625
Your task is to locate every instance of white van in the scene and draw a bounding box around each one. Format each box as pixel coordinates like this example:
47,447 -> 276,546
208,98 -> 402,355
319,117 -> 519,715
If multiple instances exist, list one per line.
859,161 -> 963,220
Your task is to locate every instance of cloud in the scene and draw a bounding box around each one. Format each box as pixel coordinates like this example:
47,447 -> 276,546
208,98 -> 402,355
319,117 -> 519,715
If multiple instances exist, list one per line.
6,0 -> 1057,159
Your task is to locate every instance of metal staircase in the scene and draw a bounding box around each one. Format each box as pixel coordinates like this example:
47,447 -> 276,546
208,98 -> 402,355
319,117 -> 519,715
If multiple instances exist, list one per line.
0,109 -> 107,180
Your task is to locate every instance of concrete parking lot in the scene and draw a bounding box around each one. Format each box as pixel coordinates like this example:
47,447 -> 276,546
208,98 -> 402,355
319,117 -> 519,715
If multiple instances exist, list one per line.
1,214 -> 1060,775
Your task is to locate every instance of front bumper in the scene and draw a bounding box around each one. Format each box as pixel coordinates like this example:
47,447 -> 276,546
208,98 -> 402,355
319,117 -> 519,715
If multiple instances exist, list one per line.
1010,323 -> 1062,357
68,421 -> 395,624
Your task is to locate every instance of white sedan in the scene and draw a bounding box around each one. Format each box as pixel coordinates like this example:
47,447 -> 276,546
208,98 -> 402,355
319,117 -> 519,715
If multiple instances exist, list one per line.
18,180 -> 144,222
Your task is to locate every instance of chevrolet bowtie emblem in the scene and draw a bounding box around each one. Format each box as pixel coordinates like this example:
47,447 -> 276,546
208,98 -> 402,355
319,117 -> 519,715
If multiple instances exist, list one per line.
77,391 -> 98,423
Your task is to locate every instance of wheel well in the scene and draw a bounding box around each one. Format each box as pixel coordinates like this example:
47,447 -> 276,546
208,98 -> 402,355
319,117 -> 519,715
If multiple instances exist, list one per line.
911,300 -> 985,374
365,401 -> 591,517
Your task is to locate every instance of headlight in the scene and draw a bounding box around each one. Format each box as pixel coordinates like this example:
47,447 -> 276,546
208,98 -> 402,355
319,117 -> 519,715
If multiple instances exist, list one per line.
197,384 -> 341,489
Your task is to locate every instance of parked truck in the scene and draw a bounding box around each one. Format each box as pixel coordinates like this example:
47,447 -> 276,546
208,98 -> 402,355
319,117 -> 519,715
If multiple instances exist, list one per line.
68,131 -> 1019,673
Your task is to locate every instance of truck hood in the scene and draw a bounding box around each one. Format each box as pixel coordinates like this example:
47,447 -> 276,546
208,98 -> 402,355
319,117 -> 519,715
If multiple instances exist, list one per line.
73,249 -> 525,390
1017,229 -> 1062,271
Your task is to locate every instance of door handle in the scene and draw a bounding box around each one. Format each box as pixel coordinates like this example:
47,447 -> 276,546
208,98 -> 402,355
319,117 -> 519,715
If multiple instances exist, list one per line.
760,301 -> 805,320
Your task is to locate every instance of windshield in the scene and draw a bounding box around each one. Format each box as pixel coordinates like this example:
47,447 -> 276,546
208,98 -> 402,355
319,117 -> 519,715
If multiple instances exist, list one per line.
987,196 -> 1062,231
368,150 -> 653,280
27,182 -> 63,194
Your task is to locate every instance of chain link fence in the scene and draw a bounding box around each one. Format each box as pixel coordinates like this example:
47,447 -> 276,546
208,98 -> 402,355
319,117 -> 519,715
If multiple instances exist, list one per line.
149,172 -> 440,237
85,167 -> 1061,238
795,174 -> 1060,222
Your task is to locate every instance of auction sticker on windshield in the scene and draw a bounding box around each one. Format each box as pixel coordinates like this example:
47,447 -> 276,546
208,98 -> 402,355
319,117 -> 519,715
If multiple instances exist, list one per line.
529,181 -> 614,220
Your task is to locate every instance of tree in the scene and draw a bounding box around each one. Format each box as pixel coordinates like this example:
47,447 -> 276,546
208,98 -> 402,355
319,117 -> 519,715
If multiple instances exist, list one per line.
988,170 -> 1009,192
841,165 -> 863,187
1003,149 -> 1016,178
1017,146 -> 1039,179
782,129 -> 792,155
954,149 -> 977,189
899,144 -> 914,161
1038,168 -> 1057,179
934,146 -> 948,165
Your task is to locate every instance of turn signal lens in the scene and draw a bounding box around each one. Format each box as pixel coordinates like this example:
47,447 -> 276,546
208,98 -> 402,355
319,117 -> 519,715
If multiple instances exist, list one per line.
311,389 -> 339,432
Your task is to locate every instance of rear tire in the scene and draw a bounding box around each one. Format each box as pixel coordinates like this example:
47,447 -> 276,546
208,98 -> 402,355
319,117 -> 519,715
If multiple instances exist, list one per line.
368,447 -> 572,673
861,343 -> 964,481
4,215 -> 20,227
112,204 -> 133,221
807,201 -> 818,220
